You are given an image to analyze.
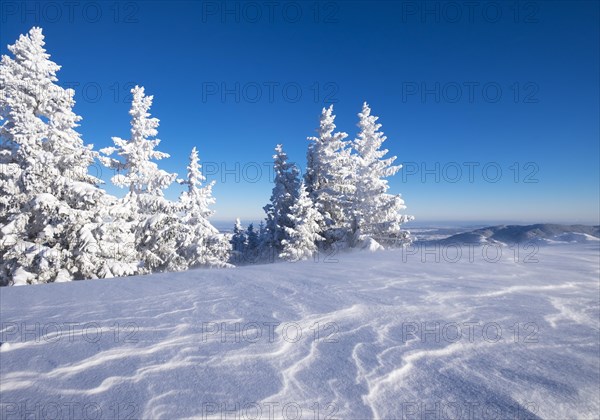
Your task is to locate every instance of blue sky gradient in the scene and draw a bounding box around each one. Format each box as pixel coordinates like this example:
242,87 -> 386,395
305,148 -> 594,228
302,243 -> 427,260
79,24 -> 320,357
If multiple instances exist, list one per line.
1,0 -> 598,225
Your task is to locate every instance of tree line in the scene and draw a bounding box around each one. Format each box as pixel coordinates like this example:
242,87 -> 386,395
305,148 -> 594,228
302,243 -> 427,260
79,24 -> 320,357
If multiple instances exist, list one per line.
0,27 -> 412,286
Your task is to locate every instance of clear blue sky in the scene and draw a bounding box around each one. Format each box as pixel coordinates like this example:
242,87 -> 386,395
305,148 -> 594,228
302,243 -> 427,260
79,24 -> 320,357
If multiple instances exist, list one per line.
1,1 -> 598,225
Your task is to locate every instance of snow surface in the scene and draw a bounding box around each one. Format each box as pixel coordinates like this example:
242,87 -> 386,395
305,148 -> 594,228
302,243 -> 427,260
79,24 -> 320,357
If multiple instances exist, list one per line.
1,243 -> 599,419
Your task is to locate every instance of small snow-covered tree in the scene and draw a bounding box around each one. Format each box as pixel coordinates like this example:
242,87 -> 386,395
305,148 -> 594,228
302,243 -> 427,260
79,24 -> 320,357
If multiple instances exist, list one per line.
100,86 -> 179,273
305,105 -> 354,243
350,102 -> 413,246
257,220 -> 274,260
246,223 -> 260,254
263,144 -> 300,252
258,221 -> 266,243
230,218 -> 247,259
177,147 -> 231,267
280,183 -> 325,262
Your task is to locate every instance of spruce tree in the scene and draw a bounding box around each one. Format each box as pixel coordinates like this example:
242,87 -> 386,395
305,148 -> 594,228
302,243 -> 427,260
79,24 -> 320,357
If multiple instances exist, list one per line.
305,105 -> 354,244
0,27 -> 109,284
100,86 -> 180,273
263,144 -> 300,252
178,147 -> 231,267
351,102 -> 413,245
280,183 -> 325,262
230,218 -> 247,262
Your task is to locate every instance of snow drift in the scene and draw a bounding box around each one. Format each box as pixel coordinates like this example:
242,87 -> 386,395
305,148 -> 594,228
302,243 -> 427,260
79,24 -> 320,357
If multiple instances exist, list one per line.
1,242 -> 598,419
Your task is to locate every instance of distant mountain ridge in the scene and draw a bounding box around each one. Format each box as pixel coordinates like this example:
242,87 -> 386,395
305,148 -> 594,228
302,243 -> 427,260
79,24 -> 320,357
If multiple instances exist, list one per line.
436,224 -> 600,244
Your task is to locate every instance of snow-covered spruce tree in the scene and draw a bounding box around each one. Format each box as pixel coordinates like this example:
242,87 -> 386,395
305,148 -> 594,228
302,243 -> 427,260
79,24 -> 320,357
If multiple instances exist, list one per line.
177,147 -> 231,267
0,27 -> 109,284
89,195 -> 140,279
350,102 -> 414,246
263,144 -> 300,253
256,220 -> 276,262
280,182 -> 325,262
258,221 -> 266,243
245,223 -> 260,255
305,105 -> 355,245
229,218 -> 247,263
100,86 -> 183,273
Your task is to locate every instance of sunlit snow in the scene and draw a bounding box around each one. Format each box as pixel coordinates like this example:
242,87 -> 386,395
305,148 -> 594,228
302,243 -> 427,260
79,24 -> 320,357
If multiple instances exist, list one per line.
1,242 -> 598,419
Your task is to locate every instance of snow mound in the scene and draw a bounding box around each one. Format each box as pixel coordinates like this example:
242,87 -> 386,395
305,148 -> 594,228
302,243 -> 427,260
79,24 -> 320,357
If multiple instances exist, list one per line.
359,237 -> 385,252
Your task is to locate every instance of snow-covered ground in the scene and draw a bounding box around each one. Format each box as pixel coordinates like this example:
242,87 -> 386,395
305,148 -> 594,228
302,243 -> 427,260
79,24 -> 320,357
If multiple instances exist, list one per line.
1,243 -> 599,419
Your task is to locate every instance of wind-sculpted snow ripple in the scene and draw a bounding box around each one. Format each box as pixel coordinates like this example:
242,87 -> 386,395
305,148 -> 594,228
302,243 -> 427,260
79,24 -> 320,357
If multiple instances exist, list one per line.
1,243 -> 598,419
